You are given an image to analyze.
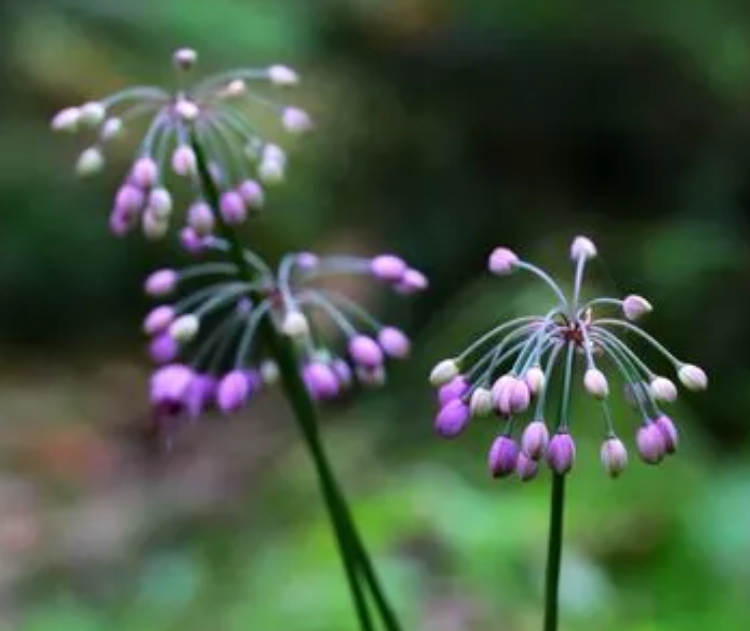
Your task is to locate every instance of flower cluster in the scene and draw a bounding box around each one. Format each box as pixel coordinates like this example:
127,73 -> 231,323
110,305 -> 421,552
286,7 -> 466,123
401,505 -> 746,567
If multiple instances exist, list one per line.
146,240 -> 427,429
429,236 -> 707,480
51,48 -> 310,239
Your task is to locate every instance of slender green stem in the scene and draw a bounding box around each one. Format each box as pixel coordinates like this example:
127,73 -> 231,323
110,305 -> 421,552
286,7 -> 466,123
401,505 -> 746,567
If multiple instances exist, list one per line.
544,473 -> 566,631
189,132 -> 403,631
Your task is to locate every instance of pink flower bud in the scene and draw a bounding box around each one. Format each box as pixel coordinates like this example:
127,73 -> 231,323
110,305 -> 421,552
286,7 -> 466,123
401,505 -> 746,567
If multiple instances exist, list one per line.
547,433 -> 576,474
636,423 -> 666,464
654,415 -> 679,454
130,157 -> 159,188
516,452 -> 539,481
377,327 -> 411,358
622,294 -> 652,320
219,191 -> 247,225
370,255 -> 406,281
493,376 -> 530,415
584,367 -> 609,399
438,376 -> 469,406
435,400 -> 470,438
488,435 -> 519,478
677,364 -> 708,391
396,269 -> 428,294
570,236 -> 597,261
488,247 -> 519,275
600,437 -> 628,477
649,376 -> 677,403
143,306 -> 175,335
238,179 -> 264,208
348,335 -> 384,368
187,201 -> 215,236
144,269 -> 178,297
171,145 -> 197,176
521,420 -> 550,460
217,370 -> 250,413
303,362 -> 339,400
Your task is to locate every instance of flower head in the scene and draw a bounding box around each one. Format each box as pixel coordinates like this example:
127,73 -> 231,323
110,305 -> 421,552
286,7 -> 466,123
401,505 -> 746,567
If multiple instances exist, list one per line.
51,48 -> 311,238
143,240 -> 426,426
430,235 -> 707,479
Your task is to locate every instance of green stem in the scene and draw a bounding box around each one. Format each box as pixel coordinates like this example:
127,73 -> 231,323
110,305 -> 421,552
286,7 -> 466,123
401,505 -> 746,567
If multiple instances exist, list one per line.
189,133 -> 401,631
543,473 -> 565,631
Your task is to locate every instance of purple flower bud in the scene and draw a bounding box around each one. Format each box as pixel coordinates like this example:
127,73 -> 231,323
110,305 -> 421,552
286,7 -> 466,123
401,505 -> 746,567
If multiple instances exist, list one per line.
521,420 -> 550,460
356,365 -> 387,388
435,400 -> 470,438
296,252 -> 319,270
622,294 -> 652,321
130,157 -> 159,188
180,227 -> 209,254
184,374 -> 217,418
488,435 -> 519,478
516,452 -> 539,482
636,423 -> 666,464
370,255 -> 407,282
219,191 -> 247,225
488,247 -> 519,275
331,358 -> 353,388
238,179 -> 264,208
600,437 -> 628,477
348,335 -> 384,368
143,306 -> 176,335
187,201 -> 215,236
282,107 -> 313,133
150,364 -> 194,411
438,376 -> 469,406
109,209 -> 136,236
377,327 -> 411,359
547,433 -> 576,474
217,370 -> 250,413
493,376 -> 531,415
114,184 -> 145,213
244,368 -> 263,394
173,48 -> 197,71
654,415 -> 679,454
570,236 -> 597,261
303,362 -> 339,400
171,145 -> 197,176
396,269 -> 429,294
148,334 -> 179,364
144,269 -> 178,297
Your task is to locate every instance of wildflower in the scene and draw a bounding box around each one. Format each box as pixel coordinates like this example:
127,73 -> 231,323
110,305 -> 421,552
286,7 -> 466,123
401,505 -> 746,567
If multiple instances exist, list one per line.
430,236 -> 707,479
51,47 -> 312,238
143,241 -> 426,422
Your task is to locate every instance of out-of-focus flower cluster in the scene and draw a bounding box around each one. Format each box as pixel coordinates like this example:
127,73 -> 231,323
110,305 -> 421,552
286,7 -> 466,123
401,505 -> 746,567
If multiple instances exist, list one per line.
51,48 -> 310,239
429,236 -> 708,480
146,240 -> 427,432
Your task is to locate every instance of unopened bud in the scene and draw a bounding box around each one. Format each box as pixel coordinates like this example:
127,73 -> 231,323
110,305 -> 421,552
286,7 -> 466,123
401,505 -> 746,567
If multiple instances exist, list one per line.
636,423 -> 666,464
524,366 -> 546,395
169,314 -> 200,343
622,294 -> 652,321
268,64 -> 299,86
600,437 -> 628,477
488,247 -> 519,275
281,310 -> 309,337
521,420 -> 550,460
282,107 -> 312,133
429,359 -> 460,386
435,400 -> 470,438
469,387 -> 493,417
649,376 -> 677,403
101,117 -> 124,140
173,48 -> 198,71
570,235 -> 597,261
677,364 -> 708,391
79,101 -> 106,127
75,147 -> 105,176
547,432 -> 576,474
584,367 -> 609,399
488,435 -> 519,478
51,107 -> 81,132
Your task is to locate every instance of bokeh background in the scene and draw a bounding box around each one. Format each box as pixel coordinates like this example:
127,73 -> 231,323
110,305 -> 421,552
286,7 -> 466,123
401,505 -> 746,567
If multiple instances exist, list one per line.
1,0 -> 749,629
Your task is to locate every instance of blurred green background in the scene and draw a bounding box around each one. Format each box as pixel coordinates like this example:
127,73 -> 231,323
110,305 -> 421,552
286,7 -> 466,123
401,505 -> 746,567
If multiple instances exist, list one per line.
1,0 -> 749,629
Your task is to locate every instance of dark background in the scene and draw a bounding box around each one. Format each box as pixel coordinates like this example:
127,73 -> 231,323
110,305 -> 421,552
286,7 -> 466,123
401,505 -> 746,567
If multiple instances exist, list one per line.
0,0 -> 748,629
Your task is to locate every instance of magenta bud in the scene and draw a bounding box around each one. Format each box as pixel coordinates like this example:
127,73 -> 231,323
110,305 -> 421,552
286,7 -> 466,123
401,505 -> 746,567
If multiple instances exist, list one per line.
144,269 -> 178,297
143,305 -> 176,335
516,452 -> 539,481
348,335 -> 384,368
654,415 -> 679,454
187,201 -> 215,236
435,400 -> 470,438
493,376 -> 531,415
109,209 -> 136,236
636,423 -> 666,464
521,420 -> 550,460
238,179 -> 264,208
438,376 -> 469,406
303,362 -> 340,400
184,374 -> 217,418
546,433 -> 576,474
217,370 -> 250,413
488,247 -> 519,275
219,191 -> 247,225
171,145 -> 197,176
377,327 -> 411,359
114,184 -> 145,213
295,252 -> 319,270
396,268 -> 429,294
370,255 -> 407,281
150,364 -> 193,409
180,227 -> 209,254
148,333 -> 179,364
130,157 -> 159,188
331,358 -> 353,388
488,435 -> 519,478
600,437 -> 628,477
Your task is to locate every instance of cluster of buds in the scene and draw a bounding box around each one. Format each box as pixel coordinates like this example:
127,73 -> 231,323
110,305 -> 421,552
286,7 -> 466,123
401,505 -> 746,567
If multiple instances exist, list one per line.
51,48 -> 311,239
145,240 -> 427,429
430,236 -> 707,480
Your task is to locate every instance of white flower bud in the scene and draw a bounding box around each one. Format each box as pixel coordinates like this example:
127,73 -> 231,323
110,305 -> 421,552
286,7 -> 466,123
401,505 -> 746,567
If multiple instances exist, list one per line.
148,187 -> 173,219
524,366 -> 546,395
649,376 -> 678,402
584,367 -> 609,399
268,65 -> 299,86
622,294 -> 653,321
175,98 -> 200,121
258,158 -> 285,183
79,101 -> 106,127
281,107 -> 312,133
75,147 -> 105,176
678,364 -> 708,391
169,314 -> 200,343
281,310 -> 309,337
260,360 -> 280,385
173,48 -> 198,70
223,79 -> 246,97
570,236 -> 597,261
101,117 -> 124,140
51,107 -> 81,132
429,359 -> 460,387
469,387 -> 493,417
142,210 -> 169,240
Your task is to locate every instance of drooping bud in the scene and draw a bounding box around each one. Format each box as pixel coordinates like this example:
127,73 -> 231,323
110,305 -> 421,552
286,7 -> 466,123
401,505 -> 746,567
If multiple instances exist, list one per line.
493,376 -> 531,415
281,107 -> 312,133
636,423 -> 666,464
295,252 -> 319,270
143,305 -> 176,335
281,310 -> 310,337
583,368 -> 609,399
173,48 -> 198,71
677,364 -> 708,391
547,433 -> 576,474
79,101 -> 106,127
187,201 -> 215,236
142,210 -> 169,240
217,370 -> 250,413
175,98 -> 200,121
377,327 -> 411,358
101,117 -> 124,140
149,334 -> 179,364
171,145 -> 197,176
356,365 -> 387,388
654,415 -> 679,454
600,437 -> 628,478
169,314 -> 200,343
649,376 -> 678,403
268,65 -> 299,86
303,362 -> 339,400
130,157 -> 159,188
260,360 -> 280,385
219,190 -> 247,225
469,387 -> 493,417
570,236 -> 597,261
429,359 -> 460,386
144,269 -> 178,297
184,374 -> 217,419
438,376 -> 469,406
238,179 -> 264,208
397,269 -> 429,294
521,420 -> 550,460
148,187 -> 173,219
348,335 -> 384,368
150,363 -> 194,410
488,247 -> 519,275
51,107 -> 81,132
516,452 -> 539,482
622,294 -> 652,321
435,400 -> 470,438
370,255 -> 407,282
488,435 -> 519,478
75,147 -> 105,176
524,366 -> 546,395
